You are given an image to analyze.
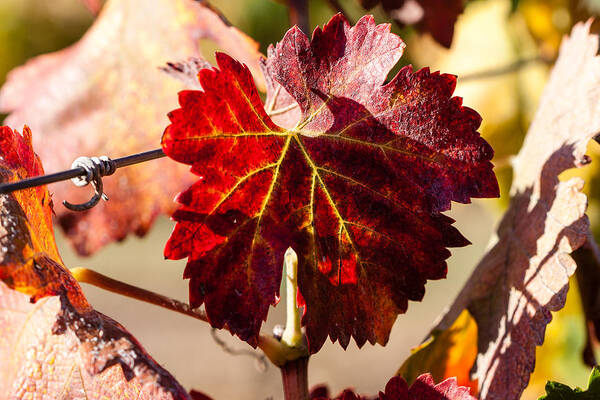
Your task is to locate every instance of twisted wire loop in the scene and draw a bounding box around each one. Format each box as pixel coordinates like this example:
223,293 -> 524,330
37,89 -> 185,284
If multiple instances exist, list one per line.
63,156 -> 117,211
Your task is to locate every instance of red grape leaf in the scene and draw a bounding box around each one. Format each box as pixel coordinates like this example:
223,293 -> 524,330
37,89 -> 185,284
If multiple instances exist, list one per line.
162,14 -> 498,351
433,21 -> 599,400
310,374 -> 476,399
357,0 -> 464,48
0,126 -> 190,399
0,0 -> 264,256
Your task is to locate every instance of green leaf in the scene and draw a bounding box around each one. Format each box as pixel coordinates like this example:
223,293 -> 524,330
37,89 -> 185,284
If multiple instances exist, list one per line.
510,0 -> 520,12
539,367 -> 600,399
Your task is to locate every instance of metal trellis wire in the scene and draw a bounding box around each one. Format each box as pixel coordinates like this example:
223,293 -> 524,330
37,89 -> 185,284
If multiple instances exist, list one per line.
0,148 -> 166,211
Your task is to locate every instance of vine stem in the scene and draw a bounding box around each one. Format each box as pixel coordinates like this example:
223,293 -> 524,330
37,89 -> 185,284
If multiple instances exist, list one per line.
573,233 -> 600,366
287,0 -> 309,34
281,357 -> 310,400
69,267 -> 304,364
70,267 -> 208,322
460,55 -> 554,82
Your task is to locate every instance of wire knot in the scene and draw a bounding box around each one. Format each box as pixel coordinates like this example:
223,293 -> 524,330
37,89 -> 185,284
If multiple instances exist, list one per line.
64,156 -> 116,211
70,156 -> 116,187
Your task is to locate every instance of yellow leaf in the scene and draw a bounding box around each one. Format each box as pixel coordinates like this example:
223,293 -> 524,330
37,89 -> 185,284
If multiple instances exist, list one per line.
398,310 -> 478,396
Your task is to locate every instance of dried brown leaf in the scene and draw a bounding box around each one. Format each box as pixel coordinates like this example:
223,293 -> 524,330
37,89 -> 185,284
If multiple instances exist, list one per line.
435,20 -> 600,400
0,282 -> 191,399
0,126 -> 189,399
161,58 -> 212,91
0,0 -> 264,255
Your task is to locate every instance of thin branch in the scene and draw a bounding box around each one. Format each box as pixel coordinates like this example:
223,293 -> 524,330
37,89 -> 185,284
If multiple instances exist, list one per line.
460,55 -> 554,82
210,328 -> 269,371
70,267 -> 208,322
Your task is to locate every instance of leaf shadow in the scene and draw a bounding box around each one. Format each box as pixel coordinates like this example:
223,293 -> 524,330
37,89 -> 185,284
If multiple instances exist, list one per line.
468,144 -> 588,397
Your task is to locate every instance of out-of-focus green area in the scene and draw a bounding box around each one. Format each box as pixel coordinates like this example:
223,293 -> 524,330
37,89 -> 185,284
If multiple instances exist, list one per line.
1,0 -> 599,398
0,0 -> 92,83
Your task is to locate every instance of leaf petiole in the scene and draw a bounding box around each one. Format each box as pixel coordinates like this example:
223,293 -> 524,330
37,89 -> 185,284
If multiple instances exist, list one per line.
281,247 -> 304,348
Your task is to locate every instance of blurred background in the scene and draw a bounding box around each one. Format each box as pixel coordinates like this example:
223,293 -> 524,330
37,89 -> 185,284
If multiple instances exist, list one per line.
1,0 -> 599,398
